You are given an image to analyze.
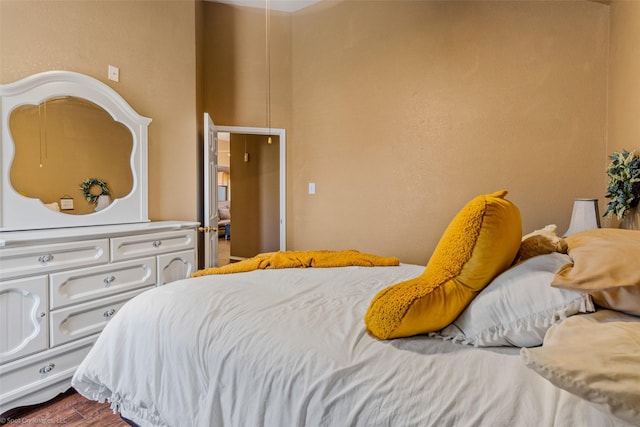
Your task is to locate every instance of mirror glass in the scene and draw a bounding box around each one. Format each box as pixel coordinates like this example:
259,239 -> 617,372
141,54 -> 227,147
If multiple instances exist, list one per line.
9,96 -> 133,215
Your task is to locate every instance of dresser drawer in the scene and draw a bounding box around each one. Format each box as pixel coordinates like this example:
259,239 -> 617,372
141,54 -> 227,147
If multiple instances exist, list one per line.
49,287 -> 151,347
157,249 -> 196,285
110,230 -> 196,262
0,276 -> 49,365
49,257 -> 157,310
0,335 -> 95,413
0,239 -> 109,280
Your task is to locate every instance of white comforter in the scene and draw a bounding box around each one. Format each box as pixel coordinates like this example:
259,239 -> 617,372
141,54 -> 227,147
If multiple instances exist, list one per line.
72,265 -> 627,427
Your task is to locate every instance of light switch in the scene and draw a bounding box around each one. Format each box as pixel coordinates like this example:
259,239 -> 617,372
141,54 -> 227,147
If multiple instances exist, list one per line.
308,182 -> 316,195
108,65 -> 120,82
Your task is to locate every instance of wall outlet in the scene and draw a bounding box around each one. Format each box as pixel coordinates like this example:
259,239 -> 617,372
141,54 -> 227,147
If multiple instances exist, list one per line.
308,182 -> 316,195
108,65 -> 119,82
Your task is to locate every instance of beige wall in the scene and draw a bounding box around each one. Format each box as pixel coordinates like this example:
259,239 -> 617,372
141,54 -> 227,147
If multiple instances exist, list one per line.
203,3 -> 292,129
607,1 -> 640,157
1,0 -> 200,222
203,0 -> 614,264
229,134 -> 280,257
203,1 -> 612,264
291,1 -> 609,264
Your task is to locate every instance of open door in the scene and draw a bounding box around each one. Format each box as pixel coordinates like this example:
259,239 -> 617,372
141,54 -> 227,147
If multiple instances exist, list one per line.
203,113 -> 219,268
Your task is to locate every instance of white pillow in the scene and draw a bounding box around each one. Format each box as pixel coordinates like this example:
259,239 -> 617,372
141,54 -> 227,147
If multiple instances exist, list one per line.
439,253 -> 594,347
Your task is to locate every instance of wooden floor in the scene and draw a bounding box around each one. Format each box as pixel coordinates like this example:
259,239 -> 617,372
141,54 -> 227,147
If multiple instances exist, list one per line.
2,238 -> 232,426
1,389 -> 128,426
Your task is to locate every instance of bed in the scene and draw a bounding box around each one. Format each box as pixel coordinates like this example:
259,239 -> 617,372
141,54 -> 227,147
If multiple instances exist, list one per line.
72,193 -> 640,427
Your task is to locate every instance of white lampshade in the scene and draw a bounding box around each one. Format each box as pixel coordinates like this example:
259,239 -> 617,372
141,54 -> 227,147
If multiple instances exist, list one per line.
563,198 -> 601,237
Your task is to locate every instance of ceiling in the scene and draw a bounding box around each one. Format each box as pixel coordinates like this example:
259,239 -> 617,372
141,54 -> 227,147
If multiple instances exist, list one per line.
210,0 -> 609,13
207,0 -> 323,13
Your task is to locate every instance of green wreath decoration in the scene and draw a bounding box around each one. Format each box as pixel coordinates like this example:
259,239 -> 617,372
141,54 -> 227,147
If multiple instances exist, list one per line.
80,178 -> 110,205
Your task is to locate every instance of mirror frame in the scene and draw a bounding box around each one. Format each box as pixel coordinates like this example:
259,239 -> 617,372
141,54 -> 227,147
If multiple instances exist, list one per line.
0,71 -> 151,231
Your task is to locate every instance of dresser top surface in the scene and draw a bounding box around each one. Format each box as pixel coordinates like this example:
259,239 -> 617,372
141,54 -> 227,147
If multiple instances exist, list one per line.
0,221 -> 199,248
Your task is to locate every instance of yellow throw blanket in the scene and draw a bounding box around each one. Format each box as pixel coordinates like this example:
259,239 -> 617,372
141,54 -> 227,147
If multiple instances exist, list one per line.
192,250 -> 400,277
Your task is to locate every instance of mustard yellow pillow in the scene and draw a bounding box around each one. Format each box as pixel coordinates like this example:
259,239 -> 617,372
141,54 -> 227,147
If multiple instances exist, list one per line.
512,224 -> 568,266
364,190 -> 522,339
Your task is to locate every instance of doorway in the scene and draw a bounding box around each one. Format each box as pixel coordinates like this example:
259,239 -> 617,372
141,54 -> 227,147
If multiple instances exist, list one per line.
216,136 -> 231,264
204,120 -> 286,268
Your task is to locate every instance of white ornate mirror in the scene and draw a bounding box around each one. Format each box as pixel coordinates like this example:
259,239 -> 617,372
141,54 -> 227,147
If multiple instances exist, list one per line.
0,71 -> 151,231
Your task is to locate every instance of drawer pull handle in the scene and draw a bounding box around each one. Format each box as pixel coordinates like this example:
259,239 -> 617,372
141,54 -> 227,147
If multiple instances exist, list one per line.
104,308 -> 116,318
38,254 -> 54,264
152,240 -> 162,248
103,275 -> 116,287
39,363 -> 55,374
38,312 -> 46,318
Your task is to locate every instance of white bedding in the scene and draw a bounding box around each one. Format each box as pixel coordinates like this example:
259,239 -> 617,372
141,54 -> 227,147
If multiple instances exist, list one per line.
72,264 -> 630,427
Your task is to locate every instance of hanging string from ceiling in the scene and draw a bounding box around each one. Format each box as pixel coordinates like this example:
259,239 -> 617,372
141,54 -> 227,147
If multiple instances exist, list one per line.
265,0 -> 273,144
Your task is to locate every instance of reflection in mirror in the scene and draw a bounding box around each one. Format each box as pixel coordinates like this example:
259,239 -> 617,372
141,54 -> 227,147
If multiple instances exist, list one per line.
9,96 -> 133,215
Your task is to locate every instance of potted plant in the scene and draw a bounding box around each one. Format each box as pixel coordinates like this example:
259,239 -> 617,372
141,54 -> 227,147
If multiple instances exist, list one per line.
603,149 -> 640,226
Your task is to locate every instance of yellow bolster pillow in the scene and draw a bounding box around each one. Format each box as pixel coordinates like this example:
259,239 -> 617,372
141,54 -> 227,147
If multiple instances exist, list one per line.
364,190 -> 522,339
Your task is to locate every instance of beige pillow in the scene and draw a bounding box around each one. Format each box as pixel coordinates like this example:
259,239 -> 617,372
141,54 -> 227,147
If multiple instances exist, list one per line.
219,208 -> 231,220
521,310 -> 640,425
551,228 -> 640,316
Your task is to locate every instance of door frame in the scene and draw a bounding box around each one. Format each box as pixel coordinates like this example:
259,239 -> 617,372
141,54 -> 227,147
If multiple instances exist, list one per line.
213,125 -> 287,252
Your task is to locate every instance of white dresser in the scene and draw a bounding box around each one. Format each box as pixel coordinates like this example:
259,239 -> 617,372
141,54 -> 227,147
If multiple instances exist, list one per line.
0,221 -> 198,414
